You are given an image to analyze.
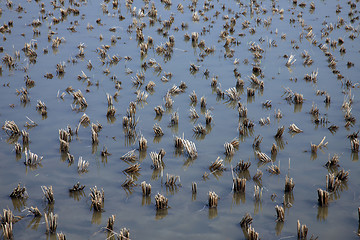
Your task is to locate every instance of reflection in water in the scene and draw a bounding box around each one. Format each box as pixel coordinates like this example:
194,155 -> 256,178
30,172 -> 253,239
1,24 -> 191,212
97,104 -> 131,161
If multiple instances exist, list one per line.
192,193 -> 196,201
183,157 -> 196,169
238,132 -> 247,143
258,88 -> 264,97
92,142 -> 98,154
139,150 -> 147,162
211,170 -> 223,180
329,190 -> 341,201
189,118 -> 198,125
208,207 -> 218,220
107,115 -> 116,124
60,151 -> 68,163
170,123 -> 179,134
6,134 -> 21,145
351,152 -> 359,162
275,137 -> 285,150
101,155 -> 108,165
294,103 -> 303,113
254,199 -> 262,215
25,163 -> 43,174
284,192 -> 294,210
69,190 -> 86,202
11,197 -> 27,212
247,95 -> 255,104
151,168 -> 162,181
271,152 -> 277,162
256,159 -> 268,168
165,106 -> 173,115
232,192 -> 246,205
338,180 -> 349,192
41,113 -> 48,120
253,178 -> 263,188
106,231 -> 117,240
154,115 -> 162,122
215,94 -> 224,103
205,124 -> 212,134
225,99 -> 238,110
91,210 -> 102,225
325,102 -> 330,110
122,186 -> 134,196
174,148 -> 184,158
166,185 -> 179,195
311,151 -> 318,161
27,216 -> 42,231
236,170 -> 251,180
16,152 -> 22,161
236,86 -> 245,96
275,221 -> 284,236
224,155 -> 233,164
45,233 -> 58,240
44,203 -> 55,215
289,131 -> 302,138
142,196 -> 151,206
327,165 -> 339,174
317,205 -> 328,221
155,208 -> 168,220
124,134 -> 136,147
127,172 -> 140,182
200,108 -> 206,116
193,132 -> 206,141
153,136 -> 163,144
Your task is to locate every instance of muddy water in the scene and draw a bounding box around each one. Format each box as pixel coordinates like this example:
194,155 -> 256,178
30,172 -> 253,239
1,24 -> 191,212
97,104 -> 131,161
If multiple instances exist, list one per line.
0,0 -> 359,239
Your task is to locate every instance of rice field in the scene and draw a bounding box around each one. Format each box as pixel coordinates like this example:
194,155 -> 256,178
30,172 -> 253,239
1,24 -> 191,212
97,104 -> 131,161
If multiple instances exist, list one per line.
0,0 -> 359,239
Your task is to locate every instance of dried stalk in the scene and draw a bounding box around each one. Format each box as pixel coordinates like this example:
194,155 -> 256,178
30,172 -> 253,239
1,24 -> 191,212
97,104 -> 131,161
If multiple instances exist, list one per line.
254,185 -> 262,201
153,123 -> 164,136
77,156 -> 89,173
41,185 -> 54,203
311,136 -> 328,153
234,160 -> 251,172
240,213 -> 253,229
285,175 -> 295,192
275,205 -> 285,222
90,186 -> 104,211
288,123 -> 303,133
255,150 -> 271,163
275,126 -> 285,138
9,183 -> 28,199
192,182 -> 197,194
267,161 -> 280,175
155,193 -> 168,210
165,174 -> 180,186
233,177 -> 246,193
317,188 -> 329,206
297,220 -> 308,239
139,135 -> 147,151
45,212 -> 58,233
183,139 -> 197,159
106,215 -> 115,231
209,157 -> 225,172
208,191 -> 218,208
120,149 -> 137,162
141,181 -> 151,196
123,163 -> 141,174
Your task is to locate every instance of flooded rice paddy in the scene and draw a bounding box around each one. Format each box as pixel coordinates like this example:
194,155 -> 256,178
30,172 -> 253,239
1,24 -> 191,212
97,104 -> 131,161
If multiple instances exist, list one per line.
0,0 -> 359,239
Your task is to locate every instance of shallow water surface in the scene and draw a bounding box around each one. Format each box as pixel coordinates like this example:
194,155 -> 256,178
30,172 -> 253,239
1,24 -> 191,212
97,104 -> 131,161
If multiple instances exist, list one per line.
0,0 -> 359,239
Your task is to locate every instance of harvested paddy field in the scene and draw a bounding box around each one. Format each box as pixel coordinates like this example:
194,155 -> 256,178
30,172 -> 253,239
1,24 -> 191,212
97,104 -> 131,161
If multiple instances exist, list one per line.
0,0 -> 359,239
